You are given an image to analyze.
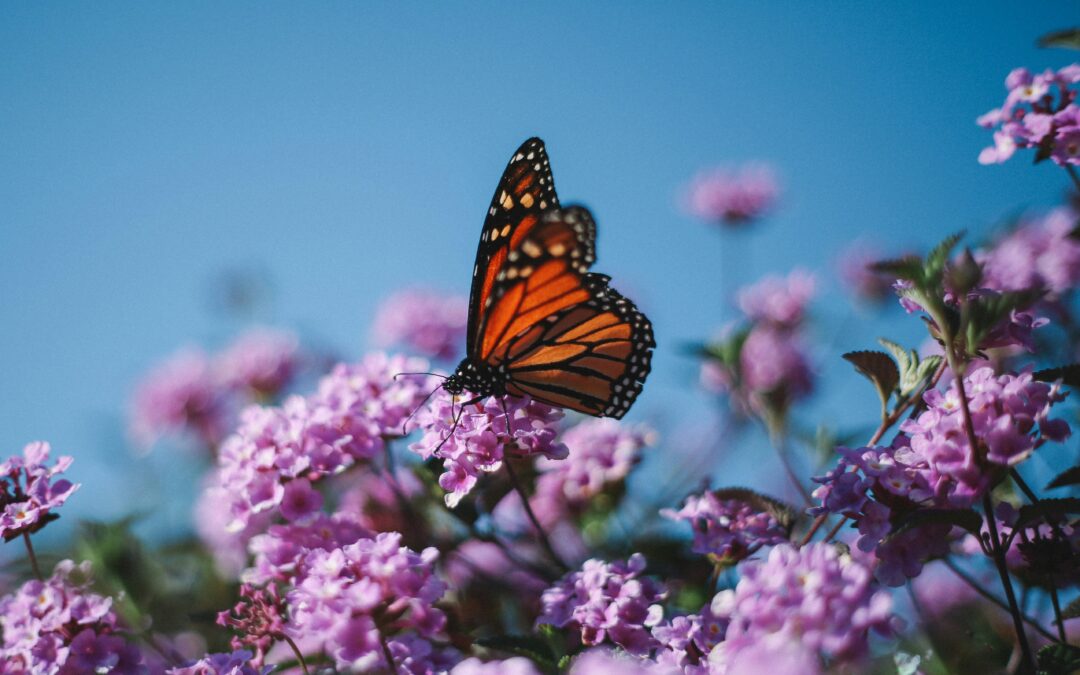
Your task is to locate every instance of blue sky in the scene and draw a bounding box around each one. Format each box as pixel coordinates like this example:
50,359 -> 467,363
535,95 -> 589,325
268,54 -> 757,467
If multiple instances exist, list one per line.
2,2 -> 1077,541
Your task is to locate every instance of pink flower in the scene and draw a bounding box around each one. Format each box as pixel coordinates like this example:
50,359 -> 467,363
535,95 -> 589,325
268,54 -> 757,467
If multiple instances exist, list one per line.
0,442 -> 79,541
216,327 -> 303,398
372,287 -> 469,361
736,270 -> 815,328
129,347 -> 229,449
683,164 -> 780,226
977,64 -> 1080,166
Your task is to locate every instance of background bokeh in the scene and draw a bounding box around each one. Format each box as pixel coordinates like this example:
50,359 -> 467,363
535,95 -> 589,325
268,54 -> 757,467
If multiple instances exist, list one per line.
2,2 -> 1077,545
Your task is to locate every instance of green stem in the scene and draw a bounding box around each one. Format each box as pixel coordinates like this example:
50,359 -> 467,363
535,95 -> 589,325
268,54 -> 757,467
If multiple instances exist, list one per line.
504,459 -> 569,572
280,633 -> 310,675
22,532 -> 42,581
942,558 -> 1058,643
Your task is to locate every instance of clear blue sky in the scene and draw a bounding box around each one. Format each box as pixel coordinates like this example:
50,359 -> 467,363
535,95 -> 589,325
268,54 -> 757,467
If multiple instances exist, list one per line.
2,2 -> 1077,541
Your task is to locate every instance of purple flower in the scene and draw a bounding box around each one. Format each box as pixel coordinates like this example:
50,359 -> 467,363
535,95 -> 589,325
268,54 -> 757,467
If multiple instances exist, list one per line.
739,326 -> 813,402
0,442 -> 79,541
534,419 -> 654,507
652,602 -> 728,674
977,64 -> 1080,166
736,270 -> 815,329
450,657 -> 543,675
712,633 -> 822,675
568,649 -> 679,674
243,511 -> 371,585
713,543 -> 894,665
683,164 -> 780,226
217,584 -> 287,661
837,241 -> 895,304
410,392 -> 567,507
979,206 -> 1080,297
166,650 -> 272,675
537,553 -> 666,656
0,560 -> 144,673
661,490 -> 789,564
129,347 -> 229,449
373,287 -> 469,361
216,327 -> 303,399
285,532 -> 456,673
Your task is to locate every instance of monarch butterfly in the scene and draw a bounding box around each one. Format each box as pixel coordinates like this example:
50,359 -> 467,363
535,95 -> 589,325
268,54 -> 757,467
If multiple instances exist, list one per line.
442,138 -> 655,418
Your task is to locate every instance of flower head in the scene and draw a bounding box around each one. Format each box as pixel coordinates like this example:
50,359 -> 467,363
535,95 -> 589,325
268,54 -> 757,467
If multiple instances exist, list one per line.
216,327 -> 304,398
683,164 -> 779,226
0,442 -> 79,541
977,64 -> 1080,166
537,553 -> 667,655
166,650 -> 272,675
373,288 -> 469,361
736,270 -> 815,328
662,489 -> 790,564
410,392 -> 567,507
129,347 -> 229,448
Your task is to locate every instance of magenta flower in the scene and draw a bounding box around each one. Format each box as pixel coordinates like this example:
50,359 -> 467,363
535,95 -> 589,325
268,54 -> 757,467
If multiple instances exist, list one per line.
738,326 -> 814,401
652,602 -> 728,674
977,64 -> 1080,166
736,270 -> 815,328
568,648 -> 678,674
372,287 -> 469,361
712,543 -> 894,666
216,584 -> 288,661
0,560 -> 144,674
683,164 -> 780,226
216,327 -> 303,399
166,650 -> 272,675
449,657 -> 543,675
285,531 -> 457,673
129,347 -> 229,449
0,442 -> 79,541
537,553 -> 667,656
410,392 -> 567,507
534,419 -> 655,507
661,490 -> 789,564
243,511 -> 371,585
978,206 -> 1080,297
837,241 -> 895,304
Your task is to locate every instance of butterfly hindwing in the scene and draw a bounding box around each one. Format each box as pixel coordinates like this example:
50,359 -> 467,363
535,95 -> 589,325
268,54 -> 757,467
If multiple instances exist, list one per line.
501,273 -> 655,419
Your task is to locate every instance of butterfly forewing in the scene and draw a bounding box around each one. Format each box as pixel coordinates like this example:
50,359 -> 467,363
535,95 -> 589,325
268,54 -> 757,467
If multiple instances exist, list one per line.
467,138 -> 560,356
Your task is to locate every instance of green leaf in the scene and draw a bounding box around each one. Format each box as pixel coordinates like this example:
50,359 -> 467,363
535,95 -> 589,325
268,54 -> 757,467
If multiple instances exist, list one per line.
711,487 -> 798,532
926,231 -> 965,278
1063,596 -> 1080,621
1038,27 -> 1080,50
870,255 -> 923,282
1047,466 -> 1080,490
1036,642 -> 1080,675
1034,364 -> 1080,388
878,339 -> 940,397
474,634 -> 555,667
1015,498 -> 1080,529
963,289 -> 1040,351
842,350 -> 899,413
885,508 -> 983,541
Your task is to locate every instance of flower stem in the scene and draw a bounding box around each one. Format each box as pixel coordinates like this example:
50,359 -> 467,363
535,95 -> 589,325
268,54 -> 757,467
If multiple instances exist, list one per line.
766,426 -> 812,506
948,362 -> 1037,672
380,631 -> 400,675
1049,585 -> 1068,643
22,532 -> 42,581
942,558 -> 1059,643
1066,164 -> 1080,193
280,634 -> 310,675
503,459 -> 569,572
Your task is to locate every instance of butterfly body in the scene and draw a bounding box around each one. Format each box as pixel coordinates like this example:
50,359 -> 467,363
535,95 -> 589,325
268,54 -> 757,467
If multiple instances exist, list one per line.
451,138 -> 654,419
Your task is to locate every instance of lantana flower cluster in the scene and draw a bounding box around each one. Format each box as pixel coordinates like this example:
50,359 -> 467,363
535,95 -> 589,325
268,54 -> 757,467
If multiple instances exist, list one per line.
813,367 -> 1070,584
129,327 -> 308,449
286,531 -> 457,673
0,560 -> 144,674
537,553 -> 667,655
683,164 -> 779,226
978,206 -> 1080,298
662,490 -> 789,565
701,270 -> 816,417
0,441 -> 79,541
372,287 -> 469,361
710,543 -> 895,670
410,392 -> 567,507
977,64 -> 1080,165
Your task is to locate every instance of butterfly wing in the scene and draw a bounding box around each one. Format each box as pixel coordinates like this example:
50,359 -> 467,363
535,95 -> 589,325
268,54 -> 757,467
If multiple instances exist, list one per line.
466,137 -> 560,357
479,207 -> 654,418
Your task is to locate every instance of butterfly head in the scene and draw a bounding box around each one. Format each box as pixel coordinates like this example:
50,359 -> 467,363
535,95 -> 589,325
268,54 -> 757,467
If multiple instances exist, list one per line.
443,358 -> 505,399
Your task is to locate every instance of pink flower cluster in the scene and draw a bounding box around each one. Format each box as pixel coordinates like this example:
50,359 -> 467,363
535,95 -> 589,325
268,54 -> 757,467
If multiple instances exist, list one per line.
710,544 -> 894,669
0,442 -> 79,541
0,560 -> 144,674
813,367 -> 1070,584
410,392 -> 567,507
662,490 -> 789,564
978,64 -> 1080,165
683,164 -> 779,226
286,531 -> 457,673
703,270 -> 815,415
129,327 -> 307,449
537,553 -> 667,655
211,353 -> 435,534
652,603 -> 728,674
166,650 -> 271,675
372,287 -> 469,361
978,206 -> 1080,297
535,419 -> 654,508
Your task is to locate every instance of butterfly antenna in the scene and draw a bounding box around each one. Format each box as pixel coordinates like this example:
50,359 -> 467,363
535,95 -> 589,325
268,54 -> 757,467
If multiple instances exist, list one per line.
393,371 -> 448,380
400,381 -> 445,437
